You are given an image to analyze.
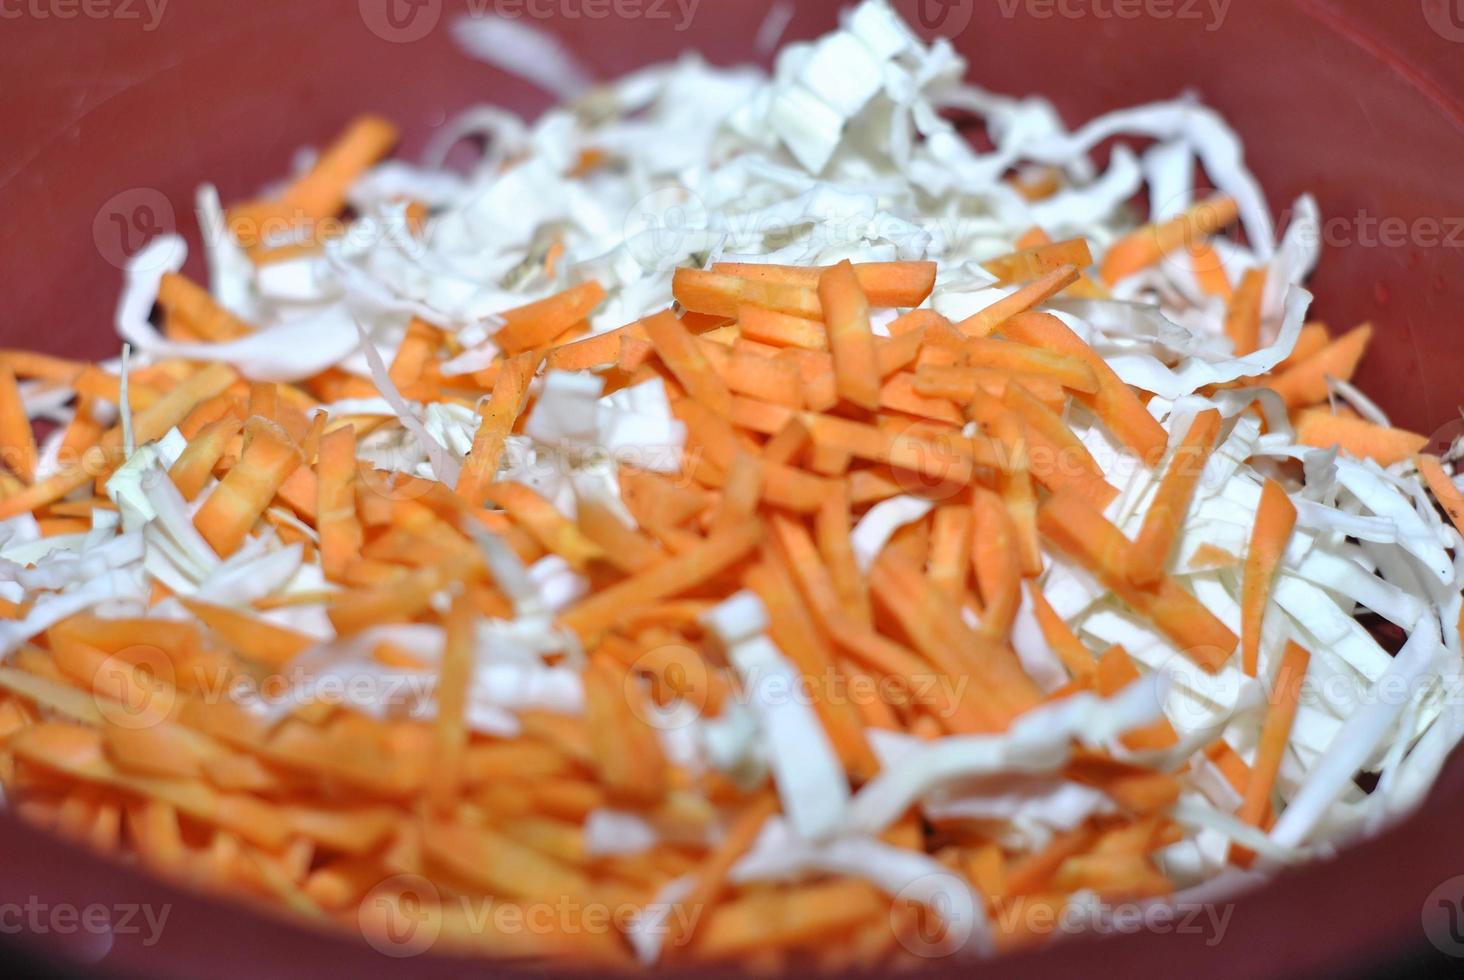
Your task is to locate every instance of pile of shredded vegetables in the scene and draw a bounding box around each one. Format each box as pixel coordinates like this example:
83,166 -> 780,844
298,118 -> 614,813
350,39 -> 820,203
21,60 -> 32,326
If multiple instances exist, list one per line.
2,1 -> 1463,968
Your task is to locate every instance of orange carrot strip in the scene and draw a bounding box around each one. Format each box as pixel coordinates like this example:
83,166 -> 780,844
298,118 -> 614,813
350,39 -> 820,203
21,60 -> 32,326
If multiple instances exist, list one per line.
990,411 -> 1042,576
970,488 -> 1021,641
981,238 -> 1093,284
1416,454 -> 1464,537
157,273 -> 254,341
954,265 -> 1079,338
1126,409 -> 1223,586
558,522 -> 762,642
316,426 -> 363,583
193,418 -> 304,558
1100,194 -> 1239,286
231,116 -> 397,246
1002,311 -> 1168,463
0,364 -> 38,482
484,482 -> 604,571
873,548 -> 1041,723
388,318 -> 439,389
1223,268 -> 1267,356
818,261 -> 882,412
981,385 -> 1115,507
1026,580 -> 1095,681
574,497 -> 665,574
693,880 -> 885,961
544,321 -> 646,371
737,304 -> 829,351
927,505 -> 973,602
179,598 -> 315,668
1241,479 -> 1298,677
963,337 -> 1099,393
723,350 -> 802,409
1233,641 -> 1310,863
802,411 -> 999,485
427,591 -> 475,814
1096,646 -> 1178,751
1038,489 -> 1238,671
168,416 -> 244,501
1274,322 -> 1330,372
1295,410 -> 1427,466
748,554 -> 878,779
662,793 -> 778,954
644,310 -> 733,416
877,372 -> 962,425
1266,323 -> 1372,409
674,268 -> 821,320
456,351 -> 540,504
816,484 -> 871,628
711,261 -> 937,307
493,282 -> 608,355
1189,243 -> 1233,299
583,656 -> 669,804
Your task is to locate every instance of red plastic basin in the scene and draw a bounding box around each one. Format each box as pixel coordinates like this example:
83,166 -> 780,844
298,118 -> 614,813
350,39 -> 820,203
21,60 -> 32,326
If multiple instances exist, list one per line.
1,0 -> 1463,976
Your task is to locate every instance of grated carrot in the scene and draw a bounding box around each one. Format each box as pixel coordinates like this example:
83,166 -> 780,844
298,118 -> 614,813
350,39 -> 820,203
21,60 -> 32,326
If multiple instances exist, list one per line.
1295,409 -> 1427,466
1126,409 -> 1222,586
1240,479 -> 1297,677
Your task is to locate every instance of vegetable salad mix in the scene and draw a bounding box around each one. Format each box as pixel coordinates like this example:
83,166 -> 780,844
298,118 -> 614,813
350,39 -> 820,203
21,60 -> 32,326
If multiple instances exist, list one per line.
1,0 -> 1462,969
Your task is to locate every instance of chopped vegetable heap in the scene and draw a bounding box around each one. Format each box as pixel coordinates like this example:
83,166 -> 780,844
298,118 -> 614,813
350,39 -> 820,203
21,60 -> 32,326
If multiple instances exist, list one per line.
0,0 -> 1461,969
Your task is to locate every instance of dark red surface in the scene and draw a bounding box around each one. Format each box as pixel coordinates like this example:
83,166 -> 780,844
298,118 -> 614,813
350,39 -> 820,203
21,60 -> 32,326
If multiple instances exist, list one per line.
1,1 -> 1463,977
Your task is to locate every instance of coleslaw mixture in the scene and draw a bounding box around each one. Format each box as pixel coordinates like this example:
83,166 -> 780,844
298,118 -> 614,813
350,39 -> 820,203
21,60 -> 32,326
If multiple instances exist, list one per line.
1,0 -> 1462,968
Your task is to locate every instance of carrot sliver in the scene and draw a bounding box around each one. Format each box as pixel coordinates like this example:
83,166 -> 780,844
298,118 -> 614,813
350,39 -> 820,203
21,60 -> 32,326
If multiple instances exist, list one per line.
1126,409 -> 1222,586
558,522 -> 762,642
981,237 -> 1093,285
1100,194 -> 1239,286
926,505 -> 973,602
1232,640 -> 1310,864
1001,311 -> 1168,463
427,591 -> 475,813
1416,454 -> 1464,537
955,265 -> 1079,338
1240,479 -> 1298,677
737,303 -> 829,351
965,337 -> 1099,393
991,411 -> 1042,576
712,261 -> 937,307
1095,646 -> 1178,751
1223,268 -> 1267,356
179,598 -> 315,668
674,268 -> 821,320
818,260 -> 882,411
1026,580 -> 1095,681
970,488 -> 1020,641
494,282 -> 608,355
168,416 -> 244,502
1266,323 -> 1372,409
1038,489 -> 1237,671
1295,410 -> 1427,466
316,425 -> 363,583
193,418 -> 304,558
456,351 -> 540,505
158,273 -> 254,341
644,310 -> 733,416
